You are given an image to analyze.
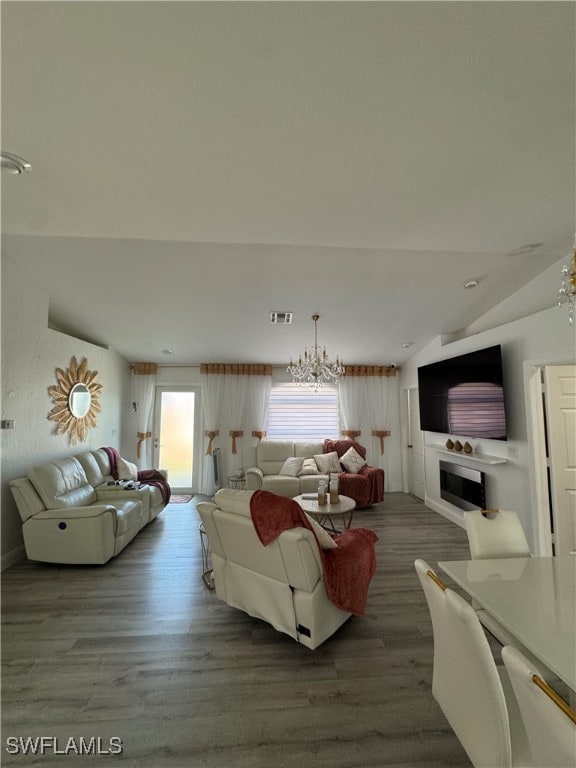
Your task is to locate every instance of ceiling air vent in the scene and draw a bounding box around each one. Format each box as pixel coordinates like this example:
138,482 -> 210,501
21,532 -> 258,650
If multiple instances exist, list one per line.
270,311 -> 293,325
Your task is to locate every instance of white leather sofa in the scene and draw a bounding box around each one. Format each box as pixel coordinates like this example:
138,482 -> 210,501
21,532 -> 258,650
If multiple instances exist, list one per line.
245,440 -> 329,497
245,439 -> 385,508
9,449 -> 168,565
196,489 -> 351,649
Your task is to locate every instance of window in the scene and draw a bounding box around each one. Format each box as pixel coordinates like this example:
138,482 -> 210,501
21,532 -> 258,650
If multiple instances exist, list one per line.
267,383 -> 339,440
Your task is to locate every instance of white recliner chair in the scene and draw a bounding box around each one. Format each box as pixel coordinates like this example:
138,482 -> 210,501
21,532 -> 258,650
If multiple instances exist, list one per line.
196,489 -> 352,649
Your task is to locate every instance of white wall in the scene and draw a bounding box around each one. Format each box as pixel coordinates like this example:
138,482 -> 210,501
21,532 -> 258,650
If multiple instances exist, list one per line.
399,299 -> 576,550
1,257 -> 131,568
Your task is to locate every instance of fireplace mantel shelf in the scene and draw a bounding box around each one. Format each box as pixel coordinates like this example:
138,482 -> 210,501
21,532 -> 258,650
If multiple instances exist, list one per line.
428,444 -> 508,465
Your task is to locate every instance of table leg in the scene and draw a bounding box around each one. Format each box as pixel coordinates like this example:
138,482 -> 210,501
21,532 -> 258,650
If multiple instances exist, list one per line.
199,522 -> 215,590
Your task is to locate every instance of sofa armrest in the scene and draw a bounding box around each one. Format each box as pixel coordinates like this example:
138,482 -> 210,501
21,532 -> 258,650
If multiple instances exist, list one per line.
158,469 -> 168,480
22,505 -> 117,565
29,505 -> 116,520
245,467 -> 263,490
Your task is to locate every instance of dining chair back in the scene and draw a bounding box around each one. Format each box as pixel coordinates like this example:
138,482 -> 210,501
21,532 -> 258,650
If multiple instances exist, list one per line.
462,509 -> 533,647
502,645 -> 576,767
414,559 -> 530,768
463,509 -> 531,560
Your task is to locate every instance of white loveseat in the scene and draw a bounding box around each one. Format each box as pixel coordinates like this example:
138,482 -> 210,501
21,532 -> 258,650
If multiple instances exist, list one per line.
245,439 -> 385,508
9,449 -> 168,565
245,440 -> 329,497
196,489 -> 352,649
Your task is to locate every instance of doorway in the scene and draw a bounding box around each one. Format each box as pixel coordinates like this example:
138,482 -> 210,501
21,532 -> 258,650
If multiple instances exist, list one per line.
544,364 -> 576,556
153,387 -> 201,493
527,362 -> 576,555
406,387 -> 426,501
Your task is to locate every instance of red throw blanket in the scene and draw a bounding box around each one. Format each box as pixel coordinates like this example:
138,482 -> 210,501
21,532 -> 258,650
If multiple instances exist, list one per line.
101,446 -> 171,506
249,490 -> 378,616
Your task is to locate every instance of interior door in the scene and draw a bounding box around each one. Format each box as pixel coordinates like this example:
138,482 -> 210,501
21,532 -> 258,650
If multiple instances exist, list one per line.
407,388 -> 426,501
544,364 -> 576,556
153,387 -> 200,493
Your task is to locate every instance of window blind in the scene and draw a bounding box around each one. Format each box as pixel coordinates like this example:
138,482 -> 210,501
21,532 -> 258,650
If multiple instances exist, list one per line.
267,383 -> 340,440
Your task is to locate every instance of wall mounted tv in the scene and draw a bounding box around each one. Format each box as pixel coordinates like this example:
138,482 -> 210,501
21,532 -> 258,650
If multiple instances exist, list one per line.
417,344 -> 507,441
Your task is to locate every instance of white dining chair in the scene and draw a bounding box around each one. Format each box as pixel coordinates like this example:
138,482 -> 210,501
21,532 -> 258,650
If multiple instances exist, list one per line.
414,559 -> 531,768
464,509 -> 531,560
502,645 -> 576,768
463,509 -> 532,647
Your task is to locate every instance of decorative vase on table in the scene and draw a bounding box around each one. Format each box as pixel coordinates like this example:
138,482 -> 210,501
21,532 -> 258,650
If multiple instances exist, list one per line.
329,475 -> 339,504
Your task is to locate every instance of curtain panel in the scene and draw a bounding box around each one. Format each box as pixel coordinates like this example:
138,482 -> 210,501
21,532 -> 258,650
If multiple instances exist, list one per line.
131,363 -> 158,470
199,364 -> 272,494
338,365 -> 401,491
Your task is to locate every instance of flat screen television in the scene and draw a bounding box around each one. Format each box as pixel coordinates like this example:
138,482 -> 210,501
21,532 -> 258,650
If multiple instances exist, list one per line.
417,344 -> 507,441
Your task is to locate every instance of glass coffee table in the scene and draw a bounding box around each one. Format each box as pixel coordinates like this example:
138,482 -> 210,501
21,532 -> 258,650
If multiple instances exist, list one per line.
293,494 -> 356,534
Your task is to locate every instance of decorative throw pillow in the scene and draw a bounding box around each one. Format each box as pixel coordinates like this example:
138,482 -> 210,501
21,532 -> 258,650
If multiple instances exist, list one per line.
340,445 -> 367,473
314,451 -> 341,474
117,456 -> 138,481
324,438 -> 367,460
298,458 -> 319,476
279,456 -> 305,477
304,513 -> 338,549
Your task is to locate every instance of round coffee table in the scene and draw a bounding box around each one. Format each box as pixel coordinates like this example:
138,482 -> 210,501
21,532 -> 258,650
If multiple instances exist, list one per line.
293,494 -> 356,534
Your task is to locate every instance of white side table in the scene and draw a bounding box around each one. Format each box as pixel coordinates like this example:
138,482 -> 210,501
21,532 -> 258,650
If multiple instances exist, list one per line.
293,494 -> 356,534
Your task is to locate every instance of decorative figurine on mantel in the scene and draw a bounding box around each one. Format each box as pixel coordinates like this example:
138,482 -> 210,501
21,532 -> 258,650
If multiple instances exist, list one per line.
463,442 -> 473,454
445,438 -> 455,450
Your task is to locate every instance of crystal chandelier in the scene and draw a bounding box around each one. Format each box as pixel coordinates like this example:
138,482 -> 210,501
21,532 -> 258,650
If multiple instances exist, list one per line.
558,235 -> 576,325
287,314 -> 345,391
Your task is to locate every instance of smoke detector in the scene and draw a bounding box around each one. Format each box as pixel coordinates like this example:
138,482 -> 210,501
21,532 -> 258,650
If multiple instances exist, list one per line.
269,311 -> 293,325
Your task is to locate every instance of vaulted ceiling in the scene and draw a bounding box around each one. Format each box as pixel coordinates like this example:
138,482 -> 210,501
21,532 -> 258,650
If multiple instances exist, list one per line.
2,1 -> 574,364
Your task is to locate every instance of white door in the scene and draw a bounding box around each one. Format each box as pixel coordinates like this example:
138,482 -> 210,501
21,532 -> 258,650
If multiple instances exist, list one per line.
153,387 -> 201,493
544,365 -> 576,556
407,388 -> 426,501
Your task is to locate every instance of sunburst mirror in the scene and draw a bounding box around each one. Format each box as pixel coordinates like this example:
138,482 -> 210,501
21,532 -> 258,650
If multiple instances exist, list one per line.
47,356 -> 103,444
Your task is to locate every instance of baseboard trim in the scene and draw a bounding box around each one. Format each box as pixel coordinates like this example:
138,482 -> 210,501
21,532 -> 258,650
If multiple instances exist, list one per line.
1,545 -> 26,571
425,497 -> 466,529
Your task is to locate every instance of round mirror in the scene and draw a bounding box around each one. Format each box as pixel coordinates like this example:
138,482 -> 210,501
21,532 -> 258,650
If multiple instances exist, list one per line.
69,383 -> 91,418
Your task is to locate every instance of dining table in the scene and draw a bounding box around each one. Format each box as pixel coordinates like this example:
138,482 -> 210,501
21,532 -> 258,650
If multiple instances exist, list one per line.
438,556 -> 576,691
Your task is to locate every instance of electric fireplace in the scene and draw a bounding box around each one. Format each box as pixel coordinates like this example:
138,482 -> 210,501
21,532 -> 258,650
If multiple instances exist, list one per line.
440,460 -> 486,511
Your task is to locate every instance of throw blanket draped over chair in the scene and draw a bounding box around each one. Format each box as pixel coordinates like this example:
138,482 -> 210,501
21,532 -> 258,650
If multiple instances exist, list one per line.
324,439 -> 385,508
102,446 -> 171,506
250,490 -> 378,615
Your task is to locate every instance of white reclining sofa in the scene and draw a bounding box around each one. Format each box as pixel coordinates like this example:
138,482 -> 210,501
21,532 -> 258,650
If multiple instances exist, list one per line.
245,439 -> 385,508
9,448 -> 168,565
196,489 -> 352,649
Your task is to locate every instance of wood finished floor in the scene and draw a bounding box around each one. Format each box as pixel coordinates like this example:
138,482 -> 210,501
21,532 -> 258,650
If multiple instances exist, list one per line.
1,493 -> 473,768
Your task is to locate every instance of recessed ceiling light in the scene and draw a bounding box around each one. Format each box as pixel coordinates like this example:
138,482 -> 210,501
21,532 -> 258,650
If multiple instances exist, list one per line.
270,311 -> 293,325
402,342 -> 414,348
462,278 -> 480,289
162,348 -> 173,355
